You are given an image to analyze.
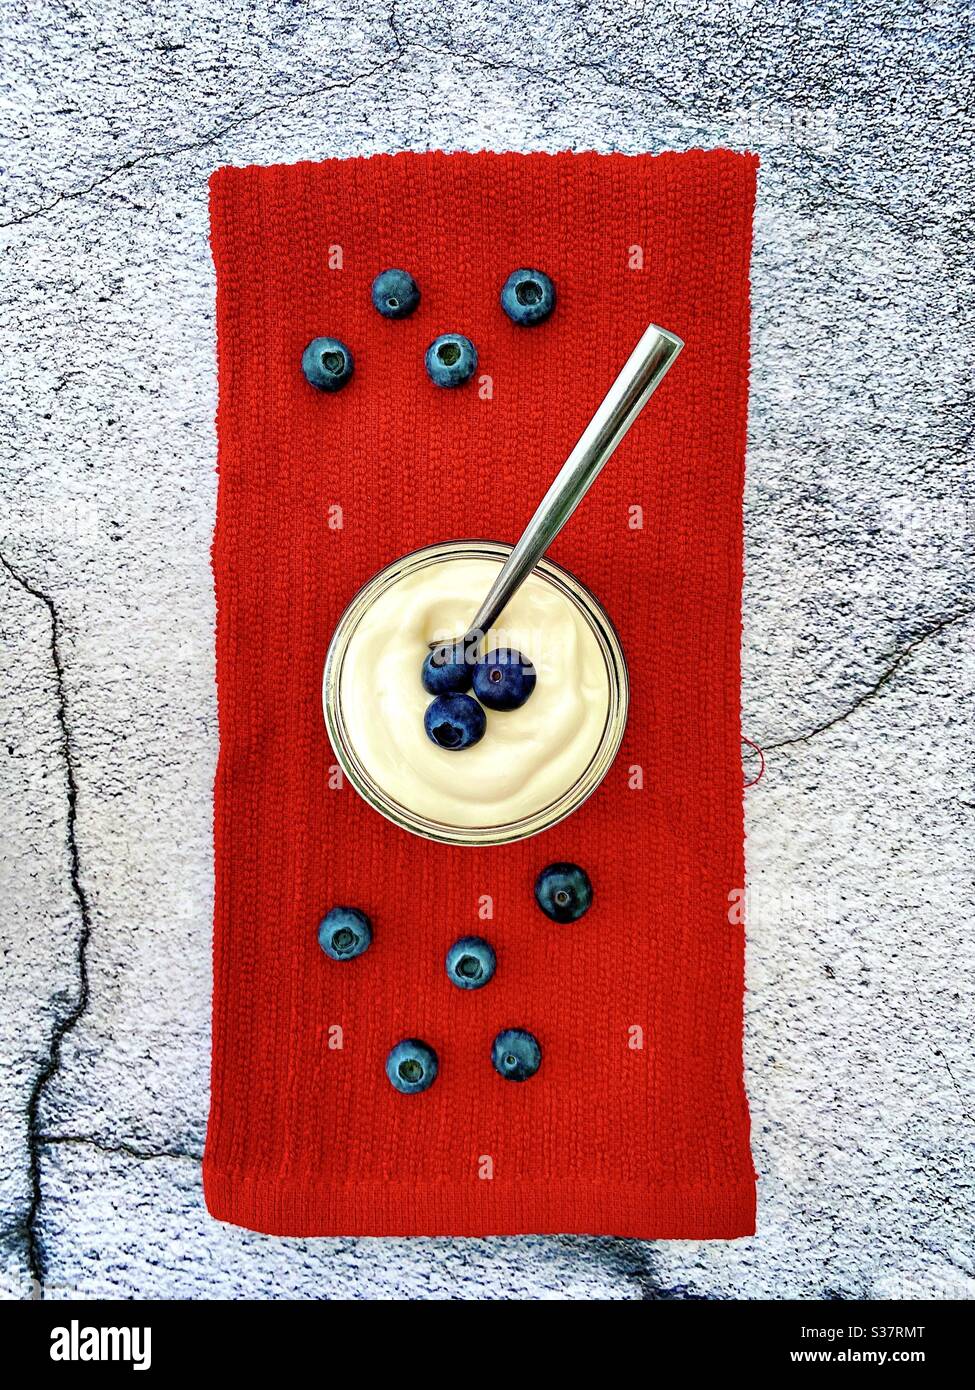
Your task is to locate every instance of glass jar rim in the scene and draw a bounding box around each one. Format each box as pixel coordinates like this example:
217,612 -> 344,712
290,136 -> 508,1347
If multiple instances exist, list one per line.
322,540 -> 629,846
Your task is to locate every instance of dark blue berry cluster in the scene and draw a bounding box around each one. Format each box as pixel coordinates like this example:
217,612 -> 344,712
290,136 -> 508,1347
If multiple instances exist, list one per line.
315,860 -> 590,1093
301,267 -> 556,394
421,644 -> 536,752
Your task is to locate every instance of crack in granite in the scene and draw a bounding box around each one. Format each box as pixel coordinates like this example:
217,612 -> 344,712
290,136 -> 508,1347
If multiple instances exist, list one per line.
806,175 -> 935,237
0,553 -> 91,1297
547,1235 -> 661,1298
39,1134 -> 203,1164
0,51 -> 406,229
763,607 -> 975,751
911,985 -> 973,1127
389,0 -> 689,112
908,1233 -> 974,1281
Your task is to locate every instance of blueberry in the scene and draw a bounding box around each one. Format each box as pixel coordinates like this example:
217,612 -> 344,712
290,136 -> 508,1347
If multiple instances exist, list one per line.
500,268 -> 556,326
473,648 -> 536,711
534,862 -> 593,923
317,905 -> 372,960
425,333 -> 477,387
371,268 -> 420,319
301,336 -> 354,392
445,936 -> 496,990
424,692 -> 486,751
491,1028 -> 541,1082
421,641 -> 473,695
386,1038 -> 438,1094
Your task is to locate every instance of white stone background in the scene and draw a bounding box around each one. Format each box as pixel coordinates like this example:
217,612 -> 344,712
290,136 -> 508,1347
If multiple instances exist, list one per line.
1,0 -> 972,1301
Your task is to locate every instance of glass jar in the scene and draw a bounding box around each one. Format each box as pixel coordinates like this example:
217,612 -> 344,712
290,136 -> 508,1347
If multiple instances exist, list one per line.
322,540 -> 628,846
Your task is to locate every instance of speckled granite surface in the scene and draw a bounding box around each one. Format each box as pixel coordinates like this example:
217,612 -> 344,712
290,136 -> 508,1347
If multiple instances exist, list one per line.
1,0 -> 972,1300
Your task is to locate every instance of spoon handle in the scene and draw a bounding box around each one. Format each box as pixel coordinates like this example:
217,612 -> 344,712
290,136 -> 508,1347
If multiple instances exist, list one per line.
464,323 -> 684,643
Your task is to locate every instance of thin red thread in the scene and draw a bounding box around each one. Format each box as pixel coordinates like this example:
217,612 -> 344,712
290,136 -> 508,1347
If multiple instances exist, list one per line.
742,736 -> 765,788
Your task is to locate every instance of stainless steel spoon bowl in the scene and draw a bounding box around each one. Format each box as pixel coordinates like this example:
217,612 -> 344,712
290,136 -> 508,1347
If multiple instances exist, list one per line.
432,322 -> 684,652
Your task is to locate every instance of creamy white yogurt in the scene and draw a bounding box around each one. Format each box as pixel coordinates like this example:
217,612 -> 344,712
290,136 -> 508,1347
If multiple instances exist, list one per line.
338,556 -> 611,828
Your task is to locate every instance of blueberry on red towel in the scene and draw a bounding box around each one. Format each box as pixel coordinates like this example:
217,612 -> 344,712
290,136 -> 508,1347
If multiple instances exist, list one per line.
371,268 -> 420,319
492,1028 -> 542,1081
424,692 -> 486,750
317,905 -> 372,960
500,268 -> 556,325
301,336 -> 354,392
421,641 -> 474,694
386,1039 -> 438,1094
445,936 -> 496,990
425,333 -> 477,387
534,862 -> 593,922
473,647 -> 536,710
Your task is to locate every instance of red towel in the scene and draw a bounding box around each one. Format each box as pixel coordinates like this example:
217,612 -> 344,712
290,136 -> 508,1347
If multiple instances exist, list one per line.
204,150 -> 758,1238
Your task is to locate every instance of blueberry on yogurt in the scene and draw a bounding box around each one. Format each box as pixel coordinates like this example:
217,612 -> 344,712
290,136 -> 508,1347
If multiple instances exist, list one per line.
301,336 -> 354,392
371,268 -> 420,319
500,269 -> 556,326
423,692 -> 486,750
421,641 -> 473,695
473,648 -> 536,711
425,333 -> 477,387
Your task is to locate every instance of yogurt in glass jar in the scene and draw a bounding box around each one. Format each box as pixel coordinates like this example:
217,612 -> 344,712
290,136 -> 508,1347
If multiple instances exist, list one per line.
323,540 -> 628,845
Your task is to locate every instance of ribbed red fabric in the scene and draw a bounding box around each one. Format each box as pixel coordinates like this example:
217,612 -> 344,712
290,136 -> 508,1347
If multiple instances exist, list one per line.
205,150 -> 758,1238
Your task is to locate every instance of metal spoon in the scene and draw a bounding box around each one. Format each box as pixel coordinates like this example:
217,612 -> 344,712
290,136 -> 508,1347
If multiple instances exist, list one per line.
432,322 -> 684,652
